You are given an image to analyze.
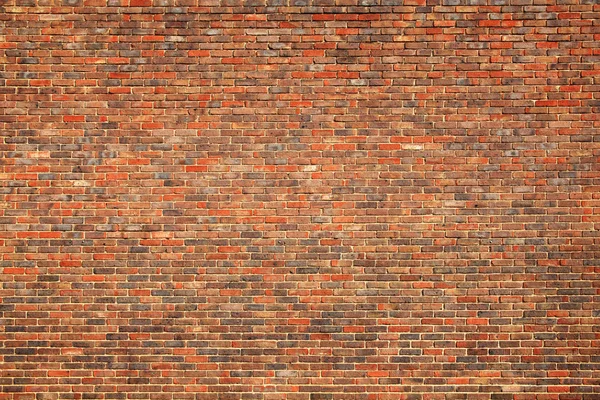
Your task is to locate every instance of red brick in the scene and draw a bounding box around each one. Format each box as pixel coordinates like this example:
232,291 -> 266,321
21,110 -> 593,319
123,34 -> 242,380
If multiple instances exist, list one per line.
130,0 -> 151,6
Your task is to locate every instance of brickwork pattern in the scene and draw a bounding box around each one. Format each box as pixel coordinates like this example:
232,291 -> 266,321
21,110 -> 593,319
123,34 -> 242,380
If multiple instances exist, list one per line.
1,0 -> 599,399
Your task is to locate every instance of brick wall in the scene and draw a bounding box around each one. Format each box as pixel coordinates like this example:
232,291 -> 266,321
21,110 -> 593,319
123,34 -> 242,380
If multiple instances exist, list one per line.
1,0 -> 599,399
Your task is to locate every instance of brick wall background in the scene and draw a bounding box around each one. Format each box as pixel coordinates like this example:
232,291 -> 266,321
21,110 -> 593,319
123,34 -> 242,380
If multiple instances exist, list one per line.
1,0 -> 600,399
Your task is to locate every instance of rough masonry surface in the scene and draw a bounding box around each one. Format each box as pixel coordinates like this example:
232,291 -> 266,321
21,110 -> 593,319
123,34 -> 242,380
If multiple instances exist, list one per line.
0,0 -> 599,399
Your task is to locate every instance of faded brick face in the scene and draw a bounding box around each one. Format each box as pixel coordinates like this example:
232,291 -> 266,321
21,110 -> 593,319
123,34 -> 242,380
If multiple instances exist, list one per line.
0,0 -> 599,399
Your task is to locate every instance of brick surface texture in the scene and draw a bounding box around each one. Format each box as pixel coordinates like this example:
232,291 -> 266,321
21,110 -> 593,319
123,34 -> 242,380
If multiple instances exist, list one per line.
1,0 -> 599,399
